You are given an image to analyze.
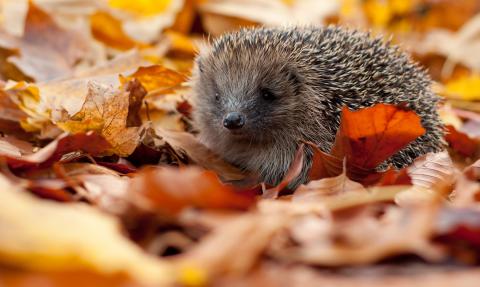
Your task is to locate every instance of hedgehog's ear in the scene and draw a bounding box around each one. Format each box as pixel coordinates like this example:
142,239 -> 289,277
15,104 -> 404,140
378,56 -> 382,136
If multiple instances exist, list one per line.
195,42 -> 212,73
284,66 -> 302,94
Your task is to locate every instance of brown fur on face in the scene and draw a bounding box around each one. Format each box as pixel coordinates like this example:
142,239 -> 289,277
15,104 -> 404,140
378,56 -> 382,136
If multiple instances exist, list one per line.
191,26 -> 445,188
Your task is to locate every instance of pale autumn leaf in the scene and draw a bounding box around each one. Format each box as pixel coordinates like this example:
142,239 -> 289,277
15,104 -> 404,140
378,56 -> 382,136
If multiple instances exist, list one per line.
395,152 -> 456,206
199,0 -> 338,35
55,81 -> 144,156
178,213 -> 286,277
269,205 -> 444,266
4,81 -> 51,133
0,174 -> 173,285
293,167 -> 366,202
0,2 -> 89,81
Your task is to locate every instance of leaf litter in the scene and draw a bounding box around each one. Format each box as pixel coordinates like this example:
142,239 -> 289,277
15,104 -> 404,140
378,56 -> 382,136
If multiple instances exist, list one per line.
0,1 -> 480,287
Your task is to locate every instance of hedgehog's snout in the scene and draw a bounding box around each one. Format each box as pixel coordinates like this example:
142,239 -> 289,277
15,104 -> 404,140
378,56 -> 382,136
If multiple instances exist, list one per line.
223,112 -> 245,130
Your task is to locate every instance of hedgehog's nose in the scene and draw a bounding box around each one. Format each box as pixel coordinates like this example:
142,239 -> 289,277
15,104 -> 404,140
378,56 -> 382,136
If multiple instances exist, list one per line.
223,112 -> 245,130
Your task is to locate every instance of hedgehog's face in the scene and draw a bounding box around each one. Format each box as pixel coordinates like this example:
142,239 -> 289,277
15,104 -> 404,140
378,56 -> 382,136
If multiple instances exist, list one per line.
193,50 -> 304,146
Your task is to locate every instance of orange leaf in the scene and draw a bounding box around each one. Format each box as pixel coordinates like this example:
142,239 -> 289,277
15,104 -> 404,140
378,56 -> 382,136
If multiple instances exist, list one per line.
333,103 -> 426,169
6,133 -> 111,172
305,141 -> 342,181
445,125 -> 478,157
131,166 -> 256,215
90,11 -> 148,51
122,65 -> 187,92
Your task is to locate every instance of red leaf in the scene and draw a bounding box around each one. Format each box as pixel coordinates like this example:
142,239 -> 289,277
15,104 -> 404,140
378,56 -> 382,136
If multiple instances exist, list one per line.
445,125 -> 478,157
6,133 -> 111,172
305,141 -> 343,181
131,166 -> 256,215
333,103 -> 426,169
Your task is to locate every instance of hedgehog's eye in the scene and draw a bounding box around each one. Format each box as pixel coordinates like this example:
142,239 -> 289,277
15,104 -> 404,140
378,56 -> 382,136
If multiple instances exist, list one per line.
261,88 -> 276,101
214,92 -> 220,102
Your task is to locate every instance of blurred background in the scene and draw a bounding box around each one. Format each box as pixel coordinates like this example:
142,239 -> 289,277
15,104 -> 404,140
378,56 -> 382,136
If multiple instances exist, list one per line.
0,0 -> 479,135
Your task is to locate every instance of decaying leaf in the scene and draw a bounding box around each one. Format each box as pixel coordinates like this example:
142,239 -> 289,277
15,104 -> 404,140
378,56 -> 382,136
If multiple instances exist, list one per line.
55,80 -> 144,156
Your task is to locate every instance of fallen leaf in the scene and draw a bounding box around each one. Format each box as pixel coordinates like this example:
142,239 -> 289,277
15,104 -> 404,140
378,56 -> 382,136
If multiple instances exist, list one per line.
0,2 -> 89,81
130,166 -> 255,215
156,128 -> 247,181
294,163 -> 366,202
55,81 -> 144,156
269,206 -> 444,266
305,141 -> 342,181
121,64 -> 187,93
90,11 -> 147,51
178,213 -> 287,277
0,173 -> 173,285
5,132 -> 111,173
333,104 -> 426,170
395,152 -> 456,206
445,124 -> 479,157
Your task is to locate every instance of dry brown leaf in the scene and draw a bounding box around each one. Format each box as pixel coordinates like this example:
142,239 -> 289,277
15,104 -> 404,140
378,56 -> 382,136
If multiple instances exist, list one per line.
156,128 -> 247,181
0,2 -> 89,81
294,165 -> 366,202
178,213 -> 288,277
395,152 -> 456,206
269,206 -> 444,266
55,81 -> 144,156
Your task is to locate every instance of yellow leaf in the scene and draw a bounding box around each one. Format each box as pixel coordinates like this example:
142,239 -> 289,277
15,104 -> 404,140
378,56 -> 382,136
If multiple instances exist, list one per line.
108,0 -> 173,17
90,11 -> 148,51
164,30 -> 197,58
121,65 -> 187,93
5,81 -> 49,132
0,174 -> 173,285
56,81 -> 144,156
443,74 -> 480,101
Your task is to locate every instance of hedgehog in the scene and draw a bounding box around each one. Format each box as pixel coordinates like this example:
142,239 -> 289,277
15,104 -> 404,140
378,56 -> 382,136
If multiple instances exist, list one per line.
191,26 -> 445,189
